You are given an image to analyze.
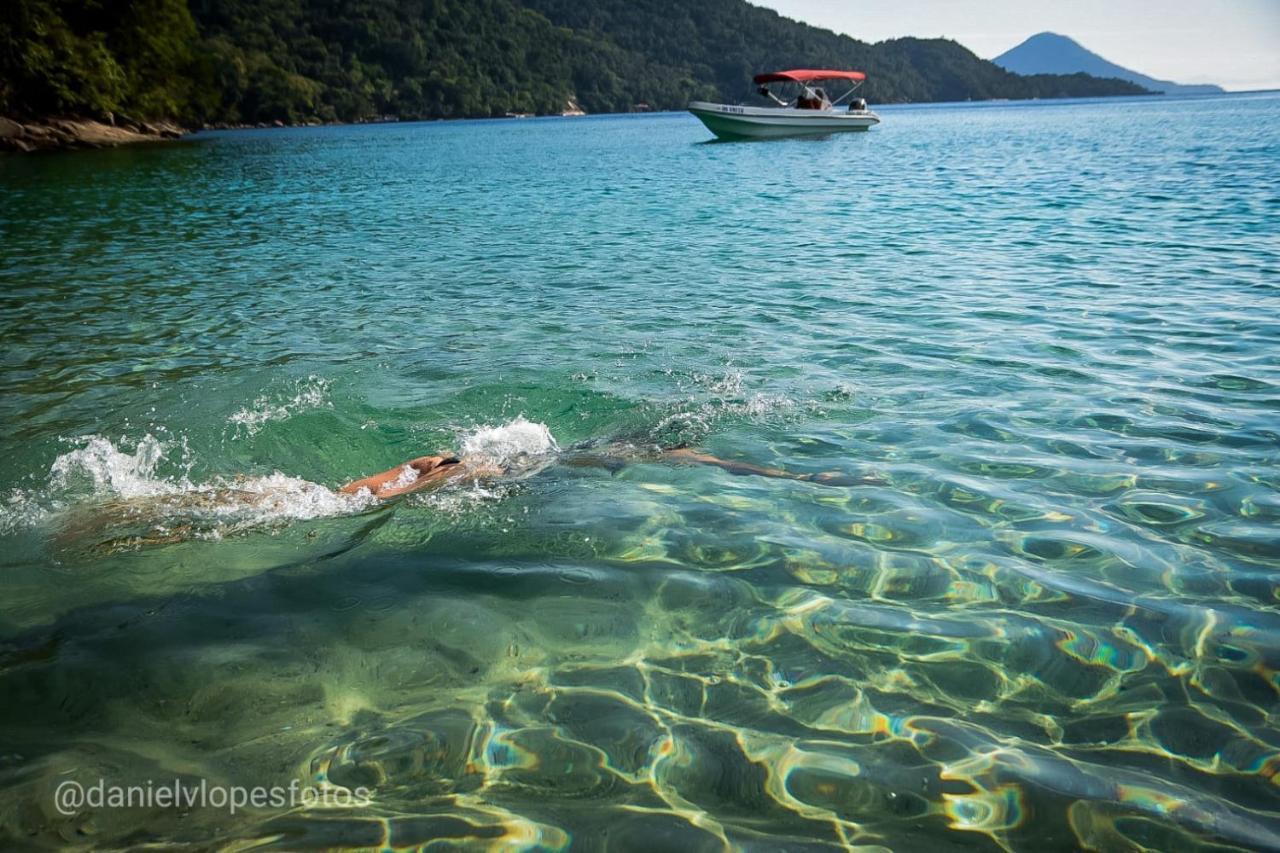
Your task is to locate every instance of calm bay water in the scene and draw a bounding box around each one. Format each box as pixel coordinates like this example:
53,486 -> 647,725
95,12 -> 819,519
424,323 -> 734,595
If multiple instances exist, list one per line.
1,93 -> 1278,850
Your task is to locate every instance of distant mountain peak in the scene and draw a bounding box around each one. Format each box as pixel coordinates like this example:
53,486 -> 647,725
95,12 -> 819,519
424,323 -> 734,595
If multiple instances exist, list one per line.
993,33 -> 1223,95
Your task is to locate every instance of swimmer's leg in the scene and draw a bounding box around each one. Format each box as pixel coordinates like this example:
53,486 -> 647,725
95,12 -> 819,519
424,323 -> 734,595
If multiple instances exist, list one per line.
560,439 -> 881,487
662,448 -> 883,487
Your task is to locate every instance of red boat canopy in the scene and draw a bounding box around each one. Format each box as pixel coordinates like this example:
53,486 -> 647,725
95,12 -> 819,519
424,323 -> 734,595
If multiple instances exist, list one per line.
753,69 -> 866,84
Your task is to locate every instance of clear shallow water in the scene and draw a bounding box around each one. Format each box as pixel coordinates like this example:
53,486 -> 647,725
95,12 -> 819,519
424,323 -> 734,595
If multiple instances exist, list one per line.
0,93 -> 1278,850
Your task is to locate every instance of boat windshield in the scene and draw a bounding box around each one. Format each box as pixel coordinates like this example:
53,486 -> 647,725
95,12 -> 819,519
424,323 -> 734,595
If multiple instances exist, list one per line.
757,80 -> 858,110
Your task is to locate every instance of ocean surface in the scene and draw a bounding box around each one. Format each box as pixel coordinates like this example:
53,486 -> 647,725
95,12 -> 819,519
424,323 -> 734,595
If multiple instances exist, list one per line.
1,92 -> 1278,850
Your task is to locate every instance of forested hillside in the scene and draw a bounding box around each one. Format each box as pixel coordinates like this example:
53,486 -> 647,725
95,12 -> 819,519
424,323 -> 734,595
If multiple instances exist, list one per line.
0,0 -> 1149,125
523,0 -> 1147,105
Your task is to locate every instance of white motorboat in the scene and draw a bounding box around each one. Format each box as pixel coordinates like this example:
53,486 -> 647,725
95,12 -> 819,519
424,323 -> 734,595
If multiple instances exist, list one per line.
689,69 -> 880,140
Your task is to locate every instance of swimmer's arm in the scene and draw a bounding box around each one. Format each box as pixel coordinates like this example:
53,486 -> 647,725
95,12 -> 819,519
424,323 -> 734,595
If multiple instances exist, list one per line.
340,455 -> 461,498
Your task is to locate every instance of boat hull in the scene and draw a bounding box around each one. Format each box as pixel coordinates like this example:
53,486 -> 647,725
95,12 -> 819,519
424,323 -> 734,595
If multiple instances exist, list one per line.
688,101 -> 880,140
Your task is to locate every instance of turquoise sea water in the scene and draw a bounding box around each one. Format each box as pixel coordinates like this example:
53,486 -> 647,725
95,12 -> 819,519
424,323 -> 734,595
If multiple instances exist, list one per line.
1,92 -> 1279,850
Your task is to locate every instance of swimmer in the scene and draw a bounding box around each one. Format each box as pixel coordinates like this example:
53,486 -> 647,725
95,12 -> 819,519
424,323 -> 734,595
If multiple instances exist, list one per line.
339,444 -> 877,500
54,438 -> 880,554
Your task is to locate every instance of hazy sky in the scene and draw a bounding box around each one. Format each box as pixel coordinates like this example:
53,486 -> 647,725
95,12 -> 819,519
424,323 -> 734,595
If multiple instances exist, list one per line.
756,0 -> 1280,91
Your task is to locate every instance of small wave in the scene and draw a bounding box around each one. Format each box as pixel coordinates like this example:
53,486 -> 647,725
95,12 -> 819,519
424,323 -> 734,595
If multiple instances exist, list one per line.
229,375 -> 331,436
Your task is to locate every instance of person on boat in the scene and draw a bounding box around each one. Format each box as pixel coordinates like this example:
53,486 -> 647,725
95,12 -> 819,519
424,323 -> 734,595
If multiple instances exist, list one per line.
757,85 -> 789,107
795,86 -> 826,110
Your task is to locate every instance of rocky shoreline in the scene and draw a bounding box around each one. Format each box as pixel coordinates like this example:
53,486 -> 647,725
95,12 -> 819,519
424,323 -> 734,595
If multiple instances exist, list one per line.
0,117 -> 185,153
0,115 -> 508,153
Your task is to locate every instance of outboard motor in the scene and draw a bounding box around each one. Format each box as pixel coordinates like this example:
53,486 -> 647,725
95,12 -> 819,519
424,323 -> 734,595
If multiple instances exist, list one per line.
849,97 -> 868,112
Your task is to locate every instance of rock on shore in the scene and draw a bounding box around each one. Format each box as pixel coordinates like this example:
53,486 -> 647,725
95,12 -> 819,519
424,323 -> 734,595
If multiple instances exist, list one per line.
0,117 -> 184,153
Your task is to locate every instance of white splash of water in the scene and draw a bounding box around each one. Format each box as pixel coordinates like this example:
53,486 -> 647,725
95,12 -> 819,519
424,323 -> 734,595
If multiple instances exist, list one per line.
736,393 -> 794,418
694,368 -> 746,397
648,369 -> 796,446
1,433 -> 374,541
229,375 -> 331,436
458,416 -> 559,467
395,417 -> 558,515
1,488 -> 52,535
2,433 -> 188,535
192,472 -> 376,527
48,434 -> 188,499
413,479 -> 513,517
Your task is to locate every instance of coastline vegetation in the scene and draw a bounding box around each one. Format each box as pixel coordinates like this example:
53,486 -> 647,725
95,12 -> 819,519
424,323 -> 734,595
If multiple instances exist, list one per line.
1,0 -> 1149,127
